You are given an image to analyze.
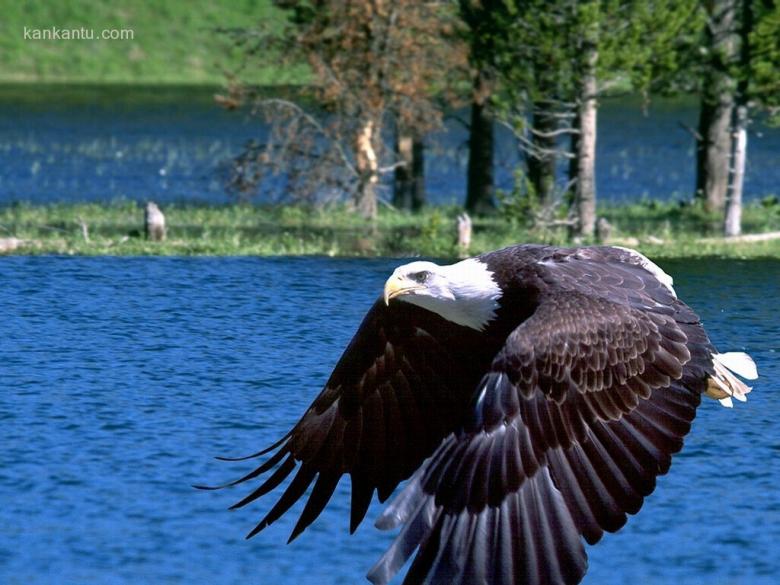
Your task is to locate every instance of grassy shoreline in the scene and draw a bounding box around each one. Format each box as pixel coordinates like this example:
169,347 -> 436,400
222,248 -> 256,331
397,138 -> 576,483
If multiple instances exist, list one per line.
2,200 -> 780,259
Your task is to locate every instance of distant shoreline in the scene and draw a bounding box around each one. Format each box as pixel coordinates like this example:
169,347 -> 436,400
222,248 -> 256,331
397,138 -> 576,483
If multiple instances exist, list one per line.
2,201 -> 780,259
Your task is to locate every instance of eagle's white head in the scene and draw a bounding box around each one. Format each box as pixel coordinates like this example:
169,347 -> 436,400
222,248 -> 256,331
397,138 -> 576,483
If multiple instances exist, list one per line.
384,258 -> 502,331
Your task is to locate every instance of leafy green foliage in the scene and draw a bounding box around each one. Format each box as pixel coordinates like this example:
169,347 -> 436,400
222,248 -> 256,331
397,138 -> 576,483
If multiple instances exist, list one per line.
615,0 -> 704,95
467,0 -> 703,107
496,170 -> 540,226
750,0 -> 780,121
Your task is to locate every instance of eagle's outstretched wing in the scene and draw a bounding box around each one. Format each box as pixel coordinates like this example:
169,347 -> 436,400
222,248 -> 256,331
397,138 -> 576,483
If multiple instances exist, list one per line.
201,298 -> 498,541
368,255 -> 716,585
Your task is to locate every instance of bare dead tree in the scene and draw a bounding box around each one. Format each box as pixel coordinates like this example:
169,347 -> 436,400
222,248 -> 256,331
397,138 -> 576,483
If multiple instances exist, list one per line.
221,1 -> 467,218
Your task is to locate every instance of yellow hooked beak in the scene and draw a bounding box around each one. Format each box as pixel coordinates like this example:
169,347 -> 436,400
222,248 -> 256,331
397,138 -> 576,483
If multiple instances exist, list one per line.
384,275 -> 425,305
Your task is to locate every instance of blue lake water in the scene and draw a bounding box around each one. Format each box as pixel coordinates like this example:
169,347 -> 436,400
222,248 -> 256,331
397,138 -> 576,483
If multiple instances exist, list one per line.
1,86 -> 779,206
1,256 -> 779,584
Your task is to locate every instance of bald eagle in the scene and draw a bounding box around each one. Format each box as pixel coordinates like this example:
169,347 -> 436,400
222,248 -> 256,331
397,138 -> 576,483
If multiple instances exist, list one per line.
202,244 -> 758,585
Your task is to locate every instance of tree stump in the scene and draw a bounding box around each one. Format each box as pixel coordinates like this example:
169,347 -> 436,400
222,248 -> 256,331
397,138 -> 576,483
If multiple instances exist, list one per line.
596,217 -> 612,243
456,212 -> 472,257
144,202 -> 166,241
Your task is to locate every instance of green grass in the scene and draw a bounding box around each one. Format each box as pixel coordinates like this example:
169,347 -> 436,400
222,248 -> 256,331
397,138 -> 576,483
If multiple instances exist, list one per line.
2,199 -> 780,259
0,0 -> 306,84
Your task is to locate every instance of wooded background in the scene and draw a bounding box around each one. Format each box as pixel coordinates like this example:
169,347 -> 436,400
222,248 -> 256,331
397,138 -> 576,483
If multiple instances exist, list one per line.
219,0 -> 780,238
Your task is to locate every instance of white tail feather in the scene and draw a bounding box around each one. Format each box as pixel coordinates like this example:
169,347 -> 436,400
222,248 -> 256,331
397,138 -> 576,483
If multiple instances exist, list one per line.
718,397 -> 734,408
707,352 -> 758,408
714,352 -> 758,379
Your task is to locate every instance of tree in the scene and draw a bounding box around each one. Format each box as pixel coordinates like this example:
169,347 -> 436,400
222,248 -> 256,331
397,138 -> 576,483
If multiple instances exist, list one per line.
694,0 -> 780,234
573,2 -> 600,238
387,3 -> 467,212
293,0 -> 450,219
224,1 -> 464,219
501,3 -> 579,210
695,0 -> 739,214
480,0 -> 701,237
459,1 -> 503,215
465,70 -> 497,214
393,132 -> 426,211
724,0 -> 780,236
457,1 -> 578,219
749,0 -> 780,121
569,0 -> 703,237
724,0 -> 751,236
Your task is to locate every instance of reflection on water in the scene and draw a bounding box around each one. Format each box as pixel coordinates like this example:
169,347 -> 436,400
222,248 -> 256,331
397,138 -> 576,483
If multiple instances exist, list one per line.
1,85 -> 779,206
1,256 -> 778,584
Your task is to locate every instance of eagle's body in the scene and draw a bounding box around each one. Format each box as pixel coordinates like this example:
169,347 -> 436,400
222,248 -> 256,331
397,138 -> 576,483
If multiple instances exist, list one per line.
204,244 -> 757,585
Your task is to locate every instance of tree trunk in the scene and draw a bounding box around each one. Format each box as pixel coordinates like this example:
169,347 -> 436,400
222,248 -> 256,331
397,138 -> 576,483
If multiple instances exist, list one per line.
465,72 -> 495,214
574,41 -> 598,239
694,101 -> 713,199
696,93 -> 734,213
725,0 -> 753,237
393,130 -> 426,211
567,111 -> 580,208
526,100 -> 558,206
394,132 -> 413,209
410,137 -> 425,211
354,118 -> 379,219
695,0 -> 738,214
725,103 -> 747,237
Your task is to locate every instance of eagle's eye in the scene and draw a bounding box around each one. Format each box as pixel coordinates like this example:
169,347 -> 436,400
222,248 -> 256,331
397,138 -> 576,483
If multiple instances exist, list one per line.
411,270 -> 431,283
